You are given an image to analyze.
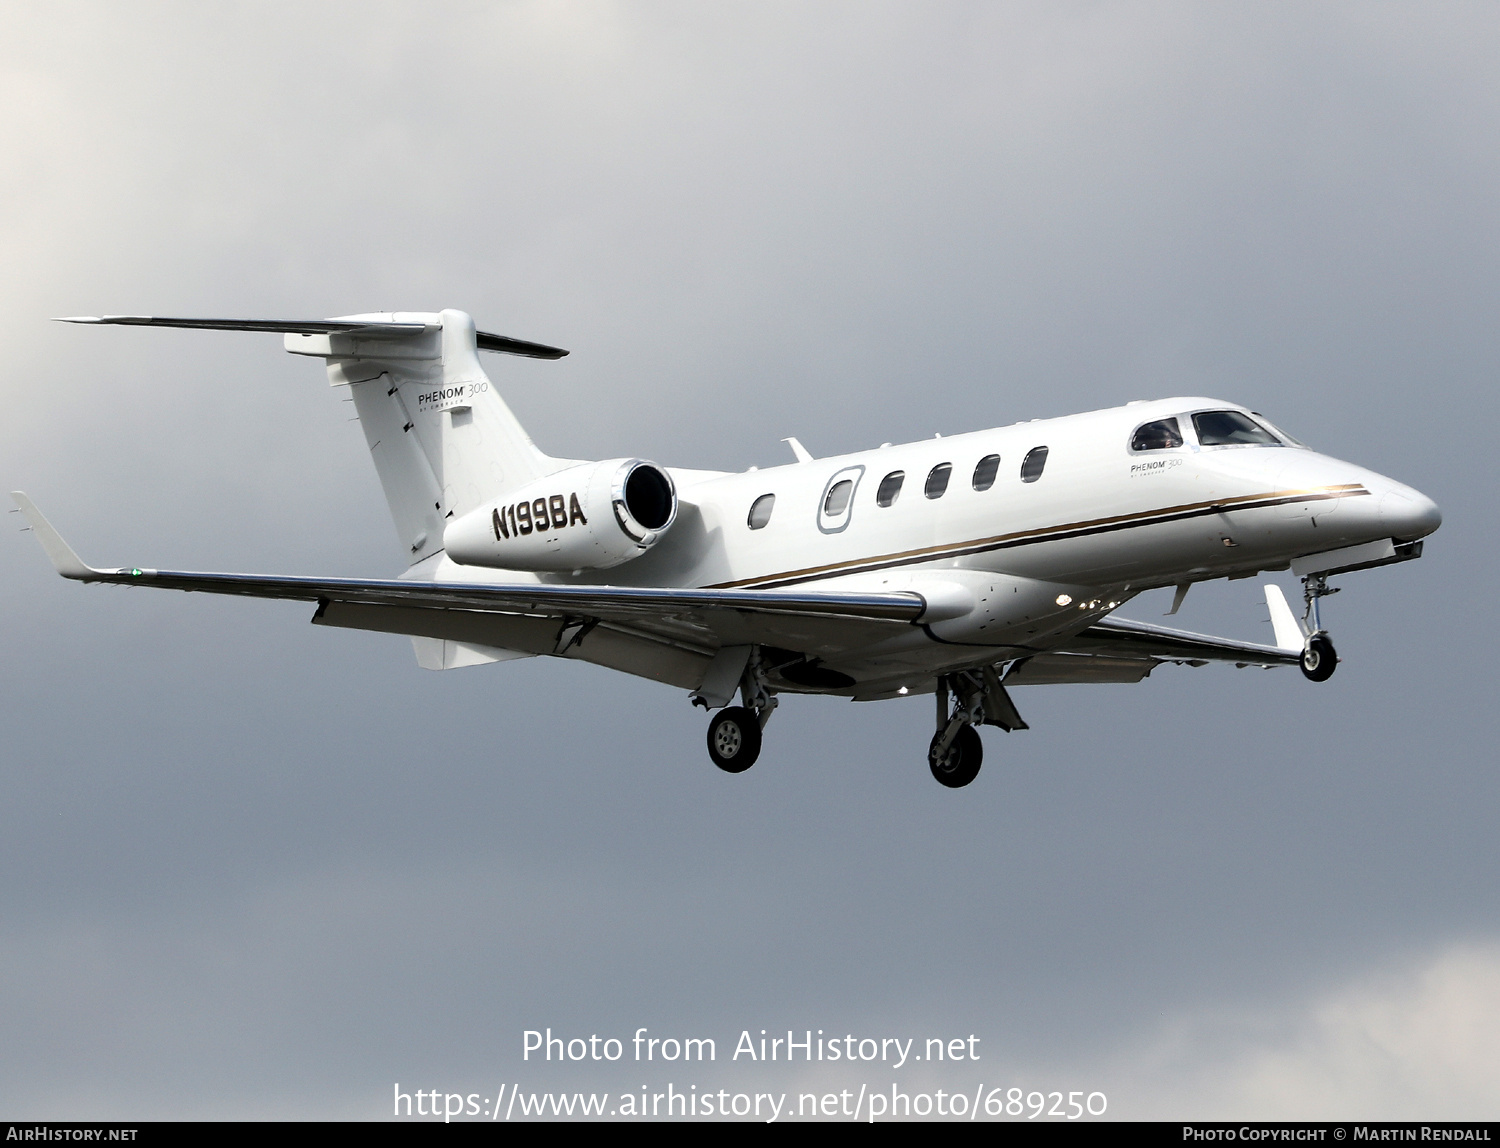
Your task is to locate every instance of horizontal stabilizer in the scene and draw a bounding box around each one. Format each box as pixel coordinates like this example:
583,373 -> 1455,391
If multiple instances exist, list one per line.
54,315 -> 569,359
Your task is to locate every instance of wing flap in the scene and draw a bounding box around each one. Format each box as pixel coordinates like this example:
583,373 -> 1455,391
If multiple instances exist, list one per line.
1005,653 -> 1158,685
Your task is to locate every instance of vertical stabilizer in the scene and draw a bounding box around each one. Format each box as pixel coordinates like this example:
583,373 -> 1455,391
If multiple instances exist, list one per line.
287,309 -> 561,563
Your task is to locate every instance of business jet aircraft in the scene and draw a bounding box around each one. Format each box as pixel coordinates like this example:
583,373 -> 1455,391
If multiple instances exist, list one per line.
14,309 -> 1441,787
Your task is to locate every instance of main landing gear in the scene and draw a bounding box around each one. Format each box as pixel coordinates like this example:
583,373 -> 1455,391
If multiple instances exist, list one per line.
1299,574 -> 1340,683
704,648 -> 778,774
698,652 -> 1029,787
928,668 -> 1028,788
929,724 -> 983,788
707,707 -> 761,772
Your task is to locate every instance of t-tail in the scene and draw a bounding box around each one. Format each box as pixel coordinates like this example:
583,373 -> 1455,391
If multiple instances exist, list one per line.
60,309 -> 572,564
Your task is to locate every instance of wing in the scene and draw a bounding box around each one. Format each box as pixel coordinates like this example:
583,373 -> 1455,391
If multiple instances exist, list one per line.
14,494 -> 1303,694
12,494 -> 927,690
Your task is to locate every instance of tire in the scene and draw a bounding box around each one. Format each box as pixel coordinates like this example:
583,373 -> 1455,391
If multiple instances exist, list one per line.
707,707 -> 762,773
928,724 -> 983,788
1300,634 -> 1338,682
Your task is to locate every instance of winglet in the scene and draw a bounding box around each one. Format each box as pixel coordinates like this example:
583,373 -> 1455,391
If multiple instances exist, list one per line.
1264,584 -> 1306,651
10,493 -> 104,579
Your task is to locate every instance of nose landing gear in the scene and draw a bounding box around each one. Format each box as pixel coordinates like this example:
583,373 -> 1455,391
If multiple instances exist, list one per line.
1300,574 -> 1341,682
1301,634 -> 1337,682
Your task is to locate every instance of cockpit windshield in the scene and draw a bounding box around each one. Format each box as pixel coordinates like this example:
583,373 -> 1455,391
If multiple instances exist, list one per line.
1250,413 -> 1305,447
1192,410 -> 1282,447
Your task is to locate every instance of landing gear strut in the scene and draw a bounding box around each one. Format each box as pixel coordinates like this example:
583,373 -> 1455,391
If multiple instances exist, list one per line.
1300,574 -> 1340,683
705,647 -> 778,773
929,674 -> 984,787
927,668 -> 1027,788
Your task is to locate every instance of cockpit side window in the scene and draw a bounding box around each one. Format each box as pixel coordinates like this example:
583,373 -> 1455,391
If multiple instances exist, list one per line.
1192,410 -> 1281,447
1130,418 -> 1183,451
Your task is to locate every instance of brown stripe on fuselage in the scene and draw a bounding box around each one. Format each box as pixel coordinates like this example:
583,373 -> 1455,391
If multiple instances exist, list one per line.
709,485 -> 1370,590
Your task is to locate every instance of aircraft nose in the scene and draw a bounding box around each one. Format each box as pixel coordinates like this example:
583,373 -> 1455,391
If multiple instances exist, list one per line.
1379,486 -> 1442,541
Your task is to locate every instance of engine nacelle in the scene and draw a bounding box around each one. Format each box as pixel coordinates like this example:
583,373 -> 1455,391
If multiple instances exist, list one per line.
444,458 -> 677,571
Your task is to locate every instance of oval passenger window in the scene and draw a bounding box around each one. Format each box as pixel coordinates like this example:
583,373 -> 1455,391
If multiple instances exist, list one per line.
876,470 -> 904,507
925,464 -> 952,499
972,454 -> 1001,491
1020,447 -> 1048,483
747,493 -> 775,529
823,480 -> 853,517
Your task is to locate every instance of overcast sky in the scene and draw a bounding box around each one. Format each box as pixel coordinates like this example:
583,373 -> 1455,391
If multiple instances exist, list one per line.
2,1 -> 1497,1121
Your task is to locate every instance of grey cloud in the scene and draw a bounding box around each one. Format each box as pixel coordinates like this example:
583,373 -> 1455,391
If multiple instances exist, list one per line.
1,0 -> 1497,1118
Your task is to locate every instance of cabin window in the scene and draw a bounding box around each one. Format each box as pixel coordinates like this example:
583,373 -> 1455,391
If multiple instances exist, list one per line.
1193,410 -> 1281,447
1130,418 -> 1183,451
924,463 -> 952,499
876,470 -> 905,507
1020,446 -> 1049,483
747,493 -> 775,529
972,454 -> 1001,490
817,465 -> 864,533
823,480 -> 854,517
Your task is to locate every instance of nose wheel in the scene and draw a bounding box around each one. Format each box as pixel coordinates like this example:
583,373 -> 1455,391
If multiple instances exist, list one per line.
1299,574 -> 1341,682
1301,633 -> 1338,682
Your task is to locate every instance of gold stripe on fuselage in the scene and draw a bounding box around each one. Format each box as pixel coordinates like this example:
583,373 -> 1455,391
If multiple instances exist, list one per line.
709,485 -> 1370,590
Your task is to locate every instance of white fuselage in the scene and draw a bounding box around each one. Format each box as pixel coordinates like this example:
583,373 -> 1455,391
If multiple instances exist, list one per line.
427,396 -> 1440,692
